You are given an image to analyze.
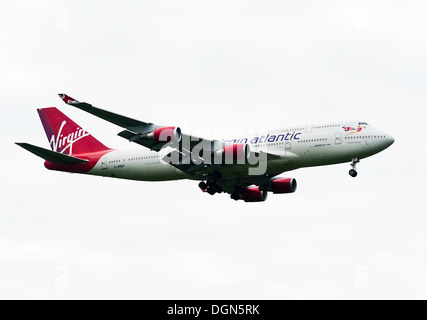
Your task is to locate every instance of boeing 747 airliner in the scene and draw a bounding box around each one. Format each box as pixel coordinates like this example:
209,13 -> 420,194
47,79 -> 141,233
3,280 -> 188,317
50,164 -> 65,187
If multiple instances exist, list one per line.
16,94 -> 394,202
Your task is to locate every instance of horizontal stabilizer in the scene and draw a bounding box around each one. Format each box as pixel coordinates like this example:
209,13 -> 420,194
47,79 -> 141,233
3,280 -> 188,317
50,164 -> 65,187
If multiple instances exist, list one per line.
16,143 -> 89,165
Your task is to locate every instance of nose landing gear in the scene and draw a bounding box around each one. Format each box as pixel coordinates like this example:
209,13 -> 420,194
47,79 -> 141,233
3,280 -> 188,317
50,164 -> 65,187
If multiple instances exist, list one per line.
349,158 -> 359,177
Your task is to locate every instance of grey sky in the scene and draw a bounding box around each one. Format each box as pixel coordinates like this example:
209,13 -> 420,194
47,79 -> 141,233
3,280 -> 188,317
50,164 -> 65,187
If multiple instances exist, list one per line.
1,0 -> 426,299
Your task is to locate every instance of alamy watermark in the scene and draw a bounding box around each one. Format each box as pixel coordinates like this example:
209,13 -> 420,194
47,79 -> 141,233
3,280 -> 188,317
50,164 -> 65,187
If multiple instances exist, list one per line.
157,131 -> 269,176
54,5 -> 70,30
54,265 -> 70,291
354,265 -> 370,291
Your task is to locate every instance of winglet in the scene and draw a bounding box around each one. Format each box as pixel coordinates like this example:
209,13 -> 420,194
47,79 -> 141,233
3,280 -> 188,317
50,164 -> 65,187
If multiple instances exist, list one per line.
58,93 -> 79,104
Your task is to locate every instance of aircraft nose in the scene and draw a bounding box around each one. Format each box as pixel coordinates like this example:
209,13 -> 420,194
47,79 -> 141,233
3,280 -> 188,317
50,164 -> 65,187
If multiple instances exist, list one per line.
386,135 -> 395,147
374,129 -> 395,151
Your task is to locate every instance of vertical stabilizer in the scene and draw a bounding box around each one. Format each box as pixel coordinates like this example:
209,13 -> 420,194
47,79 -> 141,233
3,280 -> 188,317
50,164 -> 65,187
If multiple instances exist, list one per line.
38,107 -> 109,155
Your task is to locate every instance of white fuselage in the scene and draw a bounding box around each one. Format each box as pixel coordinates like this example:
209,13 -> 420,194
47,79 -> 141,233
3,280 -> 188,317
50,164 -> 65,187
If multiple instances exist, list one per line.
86,121 -> 394,181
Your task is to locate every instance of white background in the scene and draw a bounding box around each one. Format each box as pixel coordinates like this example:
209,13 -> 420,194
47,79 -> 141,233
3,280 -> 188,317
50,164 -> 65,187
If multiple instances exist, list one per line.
1,0 -> 426,299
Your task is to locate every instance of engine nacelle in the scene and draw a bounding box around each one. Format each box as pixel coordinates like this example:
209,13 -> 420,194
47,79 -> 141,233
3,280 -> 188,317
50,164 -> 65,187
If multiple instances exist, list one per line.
265,178 -> 297,194
215,143 -> 250,164
242,187 -> 268,202
141,127 -> 182,143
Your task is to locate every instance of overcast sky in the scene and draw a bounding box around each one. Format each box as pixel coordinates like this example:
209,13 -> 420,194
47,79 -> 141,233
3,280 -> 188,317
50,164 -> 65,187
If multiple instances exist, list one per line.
1,0 -> 426,299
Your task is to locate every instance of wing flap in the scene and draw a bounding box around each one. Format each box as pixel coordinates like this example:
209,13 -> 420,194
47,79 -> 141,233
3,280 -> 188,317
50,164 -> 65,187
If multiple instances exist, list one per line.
16,143 -> 89,165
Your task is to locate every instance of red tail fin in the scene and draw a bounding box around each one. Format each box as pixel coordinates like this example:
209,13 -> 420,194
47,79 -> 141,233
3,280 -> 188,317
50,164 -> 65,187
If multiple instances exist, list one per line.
38,107 -> 109,155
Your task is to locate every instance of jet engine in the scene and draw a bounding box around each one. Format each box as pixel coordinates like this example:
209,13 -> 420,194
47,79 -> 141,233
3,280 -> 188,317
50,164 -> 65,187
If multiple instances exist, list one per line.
241,187 -> 268,202
264,178 -> 297,194
139,126 -> 181,143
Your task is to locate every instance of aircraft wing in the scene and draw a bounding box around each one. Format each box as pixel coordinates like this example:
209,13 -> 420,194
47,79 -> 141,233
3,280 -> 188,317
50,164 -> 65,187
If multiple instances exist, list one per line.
58,94 -> 157,134
58,94 -> 218,152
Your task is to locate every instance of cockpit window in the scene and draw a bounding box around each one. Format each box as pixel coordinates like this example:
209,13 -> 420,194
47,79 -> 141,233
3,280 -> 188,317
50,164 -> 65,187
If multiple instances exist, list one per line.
358,122 -> 369,126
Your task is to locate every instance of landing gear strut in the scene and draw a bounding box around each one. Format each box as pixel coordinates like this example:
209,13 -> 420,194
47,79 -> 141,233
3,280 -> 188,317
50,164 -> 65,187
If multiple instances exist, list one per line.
231,193 -> 240,201
349,158 -> 359,178
230,186 -> 245,201
198,181 -> 207,191
200,171 -> 223,195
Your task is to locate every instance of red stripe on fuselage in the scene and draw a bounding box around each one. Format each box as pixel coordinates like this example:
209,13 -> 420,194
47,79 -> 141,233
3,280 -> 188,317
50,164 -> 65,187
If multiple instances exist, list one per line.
44,149 -> 113,173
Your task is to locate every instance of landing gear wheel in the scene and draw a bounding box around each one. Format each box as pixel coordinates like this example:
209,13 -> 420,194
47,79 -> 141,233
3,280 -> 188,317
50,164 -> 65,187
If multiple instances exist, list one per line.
214,185 -> 223,194
201,171 -> 223,196
349,158 -> 360,178
199,182 -> 207,191
231,193 -> 240,201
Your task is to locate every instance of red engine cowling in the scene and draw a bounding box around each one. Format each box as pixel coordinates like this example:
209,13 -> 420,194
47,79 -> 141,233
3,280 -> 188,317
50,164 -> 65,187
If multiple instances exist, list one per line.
142,127 -> 182,143
242,187 -> 268,202
266,178 -> 297,194
216,143 -> 250,164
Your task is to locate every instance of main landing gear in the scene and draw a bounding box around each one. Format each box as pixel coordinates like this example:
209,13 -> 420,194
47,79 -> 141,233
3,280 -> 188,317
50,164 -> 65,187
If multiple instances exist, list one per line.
199,171 -> 223,195
231,193 -> 240,201
349,158 -> 359,178
230,186 -> 246,201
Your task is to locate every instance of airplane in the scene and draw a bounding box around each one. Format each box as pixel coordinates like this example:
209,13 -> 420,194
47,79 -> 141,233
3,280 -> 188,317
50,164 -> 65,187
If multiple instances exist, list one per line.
16,94 -> 395,202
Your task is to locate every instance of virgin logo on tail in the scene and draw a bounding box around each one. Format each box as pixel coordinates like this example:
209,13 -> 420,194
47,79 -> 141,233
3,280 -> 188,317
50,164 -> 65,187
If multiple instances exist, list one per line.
49,121 -> 90,154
